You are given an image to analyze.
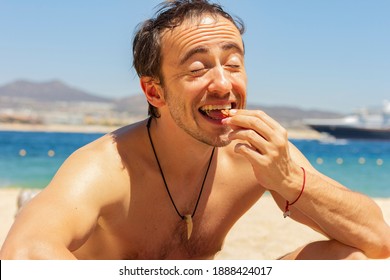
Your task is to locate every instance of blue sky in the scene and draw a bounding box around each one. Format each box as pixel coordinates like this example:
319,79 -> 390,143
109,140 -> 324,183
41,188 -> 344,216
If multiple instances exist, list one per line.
1,0 -> 389,113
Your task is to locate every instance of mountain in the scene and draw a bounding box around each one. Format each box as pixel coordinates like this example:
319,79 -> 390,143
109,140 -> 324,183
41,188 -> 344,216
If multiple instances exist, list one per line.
247,104 -> 342,125
0,80 -> 342,125
114,94 -> 148,116
114,97 -> 343,124
0,80 -> 111,103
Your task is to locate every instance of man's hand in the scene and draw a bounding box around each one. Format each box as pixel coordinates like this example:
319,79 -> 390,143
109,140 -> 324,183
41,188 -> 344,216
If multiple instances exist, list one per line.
222,109 -> 302,197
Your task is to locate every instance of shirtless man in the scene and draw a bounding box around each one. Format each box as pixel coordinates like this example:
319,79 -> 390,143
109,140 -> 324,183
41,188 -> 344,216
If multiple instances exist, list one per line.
1,0 -> 390,260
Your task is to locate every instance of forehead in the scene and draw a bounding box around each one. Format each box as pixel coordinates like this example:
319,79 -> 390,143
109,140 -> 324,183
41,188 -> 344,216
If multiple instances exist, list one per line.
160,15 -> 243,63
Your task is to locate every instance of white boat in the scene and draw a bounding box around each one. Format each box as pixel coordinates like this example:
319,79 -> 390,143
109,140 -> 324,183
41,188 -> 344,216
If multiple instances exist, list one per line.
304,101 -> 390,140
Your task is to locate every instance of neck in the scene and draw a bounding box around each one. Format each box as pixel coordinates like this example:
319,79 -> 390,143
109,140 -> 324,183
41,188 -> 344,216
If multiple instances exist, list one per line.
147,117 -> 215,181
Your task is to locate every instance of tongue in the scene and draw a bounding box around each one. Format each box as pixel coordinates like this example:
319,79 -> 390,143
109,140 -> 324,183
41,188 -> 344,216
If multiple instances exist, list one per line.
206,110 -> 228,120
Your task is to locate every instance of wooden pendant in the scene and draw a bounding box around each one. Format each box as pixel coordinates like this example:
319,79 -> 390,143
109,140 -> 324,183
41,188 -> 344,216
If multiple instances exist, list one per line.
184,214 -> 193,240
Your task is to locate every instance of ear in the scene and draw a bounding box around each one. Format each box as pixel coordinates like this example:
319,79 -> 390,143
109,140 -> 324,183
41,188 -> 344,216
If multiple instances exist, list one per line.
140,76 -> 165,108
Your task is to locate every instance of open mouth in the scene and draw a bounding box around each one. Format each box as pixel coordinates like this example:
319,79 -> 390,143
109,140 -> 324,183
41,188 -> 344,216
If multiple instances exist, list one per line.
199,103 -> 235,120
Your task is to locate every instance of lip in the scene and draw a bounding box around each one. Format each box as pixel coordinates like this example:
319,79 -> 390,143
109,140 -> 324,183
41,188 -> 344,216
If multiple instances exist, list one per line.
198,101 -> 237,124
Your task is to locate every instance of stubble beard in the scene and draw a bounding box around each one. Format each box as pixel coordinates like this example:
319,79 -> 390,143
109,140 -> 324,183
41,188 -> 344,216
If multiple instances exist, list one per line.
168,104 -> 232,147
164,91 -> 232,148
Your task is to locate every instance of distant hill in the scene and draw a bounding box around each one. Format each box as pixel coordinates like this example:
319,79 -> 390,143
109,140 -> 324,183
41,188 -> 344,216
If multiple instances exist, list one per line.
114,94 -> 148,116
0,80 -> 111,103
0,80 -> 342,125
114,96 -> 343,124
247,104 -> 342,125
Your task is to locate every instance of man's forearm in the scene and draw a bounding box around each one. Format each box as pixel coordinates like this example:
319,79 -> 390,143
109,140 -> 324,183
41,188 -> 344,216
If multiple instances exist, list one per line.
292,169 -> 390,258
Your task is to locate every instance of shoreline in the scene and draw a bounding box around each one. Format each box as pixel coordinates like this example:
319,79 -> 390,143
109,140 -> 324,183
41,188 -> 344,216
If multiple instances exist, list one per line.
1,188 -> 389,259
0,123 -> 322,140
0,123 -> 119,134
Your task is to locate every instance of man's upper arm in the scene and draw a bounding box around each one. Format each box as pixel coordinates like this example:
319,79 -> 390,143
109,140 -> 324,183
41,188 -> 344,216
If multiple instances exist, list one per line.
1,145 -> 123,259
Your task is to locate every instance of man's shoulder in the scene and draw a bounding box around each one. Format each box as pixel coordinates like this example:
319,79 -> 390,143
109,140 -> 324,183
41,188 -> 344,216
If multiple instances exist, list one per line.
46,123 -> 145,205
67,133 -> 121,174
71,120 -> 147,168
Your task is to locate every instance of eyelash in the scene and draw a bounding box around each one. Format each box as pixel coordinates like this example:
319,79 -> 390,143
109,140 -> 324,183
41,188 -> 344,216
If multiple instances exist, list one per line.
191,68 -> 205,73
226,64 -> 240,69
189,65 -> 241,77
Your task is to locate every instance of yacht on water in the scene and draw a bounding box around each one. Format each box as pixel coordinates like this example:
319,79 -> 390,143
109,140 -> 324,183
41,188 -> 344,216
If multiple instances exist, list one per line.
304,101 -> 390,140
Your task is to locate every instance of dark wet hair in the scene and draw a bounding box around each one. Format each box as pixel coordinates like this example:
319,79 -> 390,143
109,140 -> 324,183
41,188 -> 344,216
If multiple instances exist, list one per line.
132,0 -> 245,118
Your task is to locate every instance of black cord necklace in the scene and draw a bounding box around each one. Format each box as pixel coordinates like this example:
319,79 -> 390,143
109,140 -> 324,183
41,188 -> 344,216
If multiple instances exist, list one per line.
146,118 -> 215,240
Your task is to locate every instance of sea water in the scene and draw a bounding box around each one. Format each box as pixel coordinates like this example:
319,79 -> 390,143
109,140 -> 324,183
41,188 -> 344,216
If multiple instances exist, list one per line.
0,131 -> 101,189
0,131 -> 389,197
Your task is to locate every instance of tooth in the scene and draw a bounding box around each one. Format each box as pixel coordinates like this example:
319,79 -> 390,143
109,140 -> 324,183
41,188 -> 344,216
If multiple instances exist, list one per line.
201,104 -> 232,111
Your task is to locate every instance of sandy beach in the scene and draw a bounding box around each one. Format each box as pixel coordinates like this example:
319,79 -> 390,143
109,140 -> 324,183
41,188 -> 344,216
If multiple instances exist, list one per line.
1,188 -> 389,259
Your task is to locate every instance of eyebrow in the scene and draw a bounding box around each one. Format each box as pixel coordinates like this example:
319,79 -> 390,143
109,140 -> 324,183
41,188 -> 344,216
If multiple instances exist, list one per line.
179,42 -> 244,65
179,46 -> 209,65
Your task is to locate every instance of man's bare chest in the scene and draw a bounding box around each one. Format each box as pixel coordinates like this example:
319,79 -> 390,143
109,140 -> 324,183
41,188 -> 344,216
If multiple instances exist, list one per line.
75,150 -> 263,259
94,200 -> 224,258
95,175 -> 263,259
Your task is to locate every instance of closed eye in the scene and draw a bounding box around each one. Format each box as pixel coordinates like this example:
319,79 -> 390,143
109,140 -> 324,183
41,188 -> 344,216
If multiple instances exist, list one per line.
225,65 -> 241,72
190,68 -> 208,76
226,65 -> 240,69
191,68 -> 205,73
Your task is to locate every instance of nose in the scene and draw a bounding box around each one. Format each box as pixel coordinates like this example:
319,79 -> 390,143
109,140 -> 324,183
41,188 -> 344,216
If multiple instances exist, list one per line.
207,66 -> 232,96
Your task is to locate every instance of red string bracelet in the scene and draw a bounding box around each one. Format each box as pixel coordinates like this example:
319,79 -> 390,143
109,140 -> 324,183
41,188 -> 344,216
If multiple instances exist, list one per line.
283,167 -> 306,218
